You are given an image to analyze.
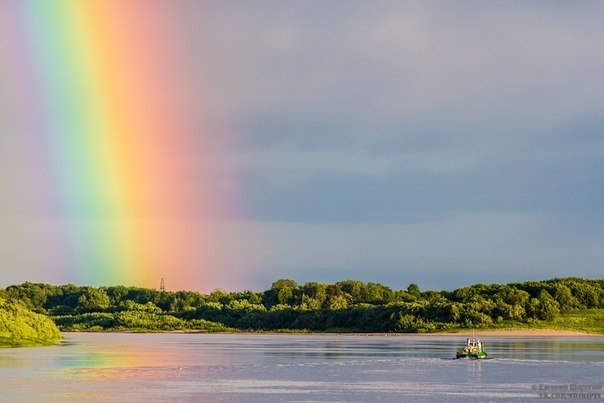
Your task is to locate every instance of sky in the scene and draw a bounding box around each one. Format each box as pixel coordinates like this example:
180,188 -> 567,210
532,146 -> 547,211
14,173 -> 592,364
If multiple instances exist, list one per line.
1,1 -> 603,293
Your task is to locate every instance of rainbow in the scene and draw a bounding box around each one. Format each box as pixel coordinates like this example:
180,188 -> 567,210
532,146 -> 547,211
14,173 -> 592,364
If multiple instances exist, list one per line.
1,1 -> 235,290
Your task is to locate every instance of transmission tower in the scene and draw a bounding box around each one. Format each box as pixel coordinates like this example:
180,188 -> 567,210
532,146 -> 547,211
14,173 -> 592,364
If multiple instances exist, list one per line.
160,277 -> 165,292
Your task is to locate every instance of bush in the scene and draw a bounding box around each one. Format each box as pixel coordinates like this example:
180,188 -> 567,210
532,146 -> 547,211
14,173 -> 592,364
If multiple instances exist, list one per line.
0,298 -> 61,346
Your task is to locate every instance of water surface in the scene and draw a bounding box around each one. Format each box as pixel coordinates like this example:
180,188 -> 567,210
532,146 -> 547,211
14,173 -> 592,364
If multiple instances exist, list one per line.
1,333 -> 603,402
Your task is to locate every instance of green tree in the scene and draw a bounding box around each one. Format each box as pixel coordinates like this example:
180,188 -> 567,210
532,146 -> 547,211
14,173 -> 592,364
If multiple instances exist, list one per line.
337,280 -> 364,303
76,288 -> 110,313
407,283 -> 421,298
360,282 -> 395,304
533,290 -> 560,320
301,282 -> 327,308
552,284 -> 579,311
5,282 -> 56,313
264,279 -> 299,308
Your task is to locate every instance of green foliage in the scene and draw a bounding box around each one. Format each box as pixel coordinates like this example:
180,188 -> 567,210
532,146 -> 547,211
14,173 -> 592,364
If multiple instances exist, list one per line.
551,309 -> 604,333
407,283 -> 421,298
76,287 -> 110,313
3,276 -> 604,334
0,297 -> 61,346
535,290 -> 560,320
264,278 -> 300,308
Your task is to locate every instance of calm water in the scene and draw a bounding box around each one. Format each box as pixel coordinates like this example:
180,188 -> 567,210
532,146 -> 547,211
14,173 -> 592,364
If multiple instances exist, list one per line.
1,333 -> 603,402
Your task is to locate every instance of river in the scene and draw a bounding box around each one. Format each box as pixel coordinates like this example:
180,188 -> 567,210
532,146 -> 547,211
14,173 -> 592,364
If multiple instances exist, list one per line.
1,333 -> 603,402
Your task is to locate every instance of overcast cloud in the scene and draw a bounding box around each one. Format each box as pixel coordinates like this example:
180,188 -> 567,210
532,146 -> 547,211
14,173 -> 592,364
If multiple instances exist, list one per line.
198,1 -> 604,289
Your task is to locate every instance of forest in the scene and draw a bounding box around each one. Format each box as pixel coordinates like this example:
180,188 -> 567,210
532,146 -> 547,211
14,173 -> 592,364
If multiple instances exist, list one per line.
1,277 -> 603,335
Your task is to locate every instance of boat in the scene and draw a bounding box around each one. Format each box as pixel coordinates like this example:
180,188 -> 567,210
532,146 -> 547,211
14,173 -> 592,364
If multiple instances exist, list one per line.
456,337 -> 487,359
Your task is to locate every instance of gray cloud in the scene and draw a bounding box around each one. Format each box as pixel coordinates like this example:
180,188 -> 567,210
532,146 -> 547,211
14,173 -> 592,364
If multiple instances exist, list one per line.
189,1 -> 604,193
197,2 -> 604,127
205,212 -> 604,291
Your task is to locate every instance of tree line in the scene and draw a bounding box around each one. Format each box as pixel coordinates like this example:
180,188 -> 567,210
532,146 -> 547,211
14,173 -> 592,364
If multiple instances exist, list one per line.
1,277 -> 603,333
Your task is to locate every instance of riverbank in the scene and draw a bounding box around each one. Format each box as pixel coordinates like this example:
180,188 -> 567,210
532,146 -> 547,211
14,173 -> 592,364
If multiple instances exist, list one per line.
156,328 -> 602,337
421,329 -> 600,337
333,329 -> 601,337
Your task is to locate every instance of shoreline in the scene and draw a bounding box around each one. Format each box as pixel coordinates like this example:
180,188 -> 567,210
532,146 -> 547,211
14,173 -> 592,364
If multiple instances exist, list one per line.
404,329 -> 600,337
320,329 -> 601,337
77,328 -> 602,337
